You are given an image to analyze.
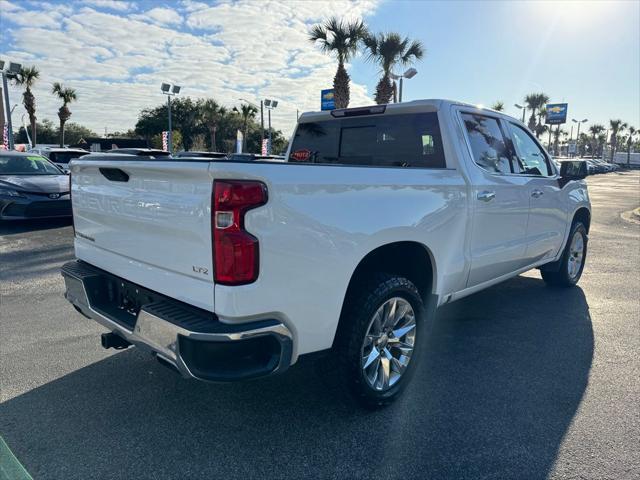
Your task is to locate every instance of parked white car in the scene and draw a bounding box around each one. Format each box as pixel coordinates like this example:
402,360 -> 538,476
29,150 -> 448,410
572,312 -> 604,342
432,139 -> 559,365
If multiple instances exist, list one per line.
61,100 -> 590,407
31,147 -> 89,173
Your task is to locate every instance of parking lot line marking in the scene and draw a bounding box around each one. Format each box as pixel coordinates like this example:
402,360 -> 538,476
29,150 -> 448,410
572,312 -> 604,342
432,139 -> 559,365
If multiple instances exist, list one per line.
0,436 -> 32,480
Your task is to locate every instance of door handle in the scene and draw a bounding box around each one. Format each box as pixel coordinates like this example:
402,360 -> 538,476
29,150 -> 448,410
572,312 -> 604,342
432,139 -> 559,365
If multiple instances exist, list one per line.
531,189 -> 544,198
477,191 -> 495,202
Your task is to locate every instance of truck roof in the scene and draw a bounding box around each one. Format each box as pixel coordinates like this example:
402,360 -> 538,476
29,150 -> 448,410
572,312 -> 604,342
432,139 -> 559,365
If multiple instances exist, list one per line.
297,99 -> 503,123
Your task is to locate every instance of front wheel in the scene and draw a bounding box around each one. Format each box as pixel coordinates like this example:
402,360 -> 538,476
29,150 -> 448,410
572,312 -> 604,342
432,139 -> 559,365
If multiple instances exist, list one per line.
541,222 -> 588,287
336,274 -> 427,409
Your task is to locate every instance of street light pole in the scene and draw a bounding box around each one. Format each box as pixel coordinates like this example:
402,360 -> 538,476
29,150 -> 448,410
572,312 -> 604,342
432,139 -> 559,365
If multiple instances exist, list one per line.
1,60 -> 21,150
1,74 -> 13,149
268,109 -> 272,155
167,94 -> 172,153
391,68 -> 417,103
263,99 -> 278,155
514,104 -> 526,123
161,83 -> 181,153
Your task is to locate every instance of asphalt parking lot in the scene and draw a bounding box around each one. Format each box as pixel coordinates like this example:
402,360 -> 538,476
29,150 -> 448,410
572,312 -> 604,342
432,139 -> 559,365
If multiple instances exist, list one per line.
1,171 -> 638,480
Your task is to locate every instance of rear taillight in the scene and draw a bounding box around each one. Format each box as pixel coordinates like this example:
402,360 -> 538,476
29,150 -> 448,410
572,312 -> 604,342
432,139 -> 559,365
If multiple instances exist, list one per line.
212,180 -> 267,285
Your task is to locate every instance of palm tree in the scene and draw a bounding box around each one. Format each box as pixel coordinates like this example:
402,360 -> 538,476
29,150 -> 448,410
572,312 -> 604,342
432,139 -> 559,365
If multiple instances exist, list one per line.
363,32 -> 424,105
491,101 -> 504,111
524,94 -> 541,132
13,65 -> 40,147
309,17 -> 367,109
608,119 -> 627,162
232,103 -> 258,151
552,126 -> 566,155
51,82 -> 78,147
588,124 -> 605,158
625,126 -> 636,167
201,99 -> 226,152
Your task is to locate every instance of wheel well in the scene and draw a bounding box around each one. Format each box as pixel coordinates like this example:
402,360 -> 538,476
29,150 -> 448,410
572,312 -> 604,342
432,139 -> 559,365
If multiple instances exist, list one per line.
340,241 -> 435,311
573,207 -> 591,233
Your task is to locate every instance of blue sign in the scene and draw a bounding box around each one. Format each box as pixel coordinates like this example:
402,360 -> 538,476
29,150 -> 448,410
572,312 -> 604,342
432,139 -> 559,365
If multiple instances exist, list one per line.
321,89 -> 335,111
545,103 -> 568,125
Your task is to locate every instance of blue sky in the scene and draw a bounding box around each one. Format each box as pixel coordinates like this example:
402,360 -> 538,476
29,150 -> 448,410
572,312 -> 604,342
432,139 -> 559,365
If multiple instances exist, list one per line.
1,0 -> 638,136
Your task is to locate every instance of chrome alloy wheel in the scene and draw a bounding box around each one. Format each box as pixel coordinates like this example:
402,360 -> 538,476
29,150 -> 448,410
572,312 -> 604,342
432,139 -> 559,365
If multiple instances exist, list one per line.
361,297 -> 416,391
568,231 -> 585,279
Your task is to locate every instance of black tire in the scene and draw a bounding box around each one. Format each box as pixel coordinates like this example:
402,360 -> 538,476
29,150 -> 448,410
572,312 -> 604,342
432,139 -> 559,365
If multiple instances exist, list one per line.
335,273 -> 427,409
541,221 -> 588,287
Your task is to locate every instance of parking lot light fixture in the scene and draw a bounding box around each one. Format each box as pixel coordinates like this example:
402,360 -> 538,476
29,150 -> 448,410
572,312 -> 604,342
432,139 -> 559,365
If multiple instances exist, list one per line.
160,83 -> 181,153
390,68 -> 418,102
1,59 -> 22,149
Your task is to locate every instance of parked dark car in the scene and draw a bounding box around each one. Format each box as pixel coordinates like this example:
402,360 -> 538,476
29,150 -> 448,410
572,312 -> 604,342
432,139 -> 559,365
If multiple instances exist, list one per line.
0,151 -> 71,220
173,151 -> 228,159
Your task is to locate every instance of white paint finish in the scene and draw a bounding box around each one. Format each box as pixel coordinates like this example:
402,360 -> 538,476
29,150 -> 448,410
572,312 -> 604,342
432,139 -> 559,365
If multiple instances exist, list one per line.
67,99 -> 591,361
70,160 -> 215,310
523,176 -> 568,262
210,162 -> 468,356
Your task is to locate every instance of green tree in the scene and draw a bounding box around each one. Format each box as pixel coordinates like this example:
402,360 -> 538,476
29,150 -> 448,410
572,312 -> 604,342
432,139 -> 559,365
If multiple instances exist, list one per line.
200,99 -> 227,152
524,93 -> 541,132
608,119 -> 627,161
491,101 -> 504,111
13,65 -> 40,147
63,123 -> 96,145
524,93 -> 549,136
552,127 -> 566,155
364,32 -> 424,104
625,126 -> 636,166
232,103 -> 258,152
309,17 -> 367,109
51,82 -> 78,147
14,119 -> 56,145
151,130 -> 182,151
588,124 -> 605,158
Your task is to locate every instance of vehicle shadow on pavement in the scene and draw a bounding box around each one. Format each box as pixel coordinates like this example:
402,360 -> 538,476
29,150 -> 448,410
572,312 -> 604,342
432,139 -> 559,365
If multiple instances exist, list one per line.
0,275 -> 593,480
0,218 -> 72,236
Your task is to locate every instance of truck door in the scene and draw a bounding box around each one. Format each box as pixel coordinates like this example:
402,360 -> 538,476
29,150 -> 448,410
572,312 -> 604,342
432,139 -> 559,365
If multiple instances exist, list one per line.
505,122 -> 567,263
458,111 -> 532,287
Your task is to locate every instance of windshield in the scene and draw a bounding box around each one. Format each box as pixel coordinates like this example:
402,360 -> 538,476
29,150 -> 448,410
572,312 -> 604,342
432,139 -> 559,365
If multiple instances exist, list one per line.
0,155 -> 61,175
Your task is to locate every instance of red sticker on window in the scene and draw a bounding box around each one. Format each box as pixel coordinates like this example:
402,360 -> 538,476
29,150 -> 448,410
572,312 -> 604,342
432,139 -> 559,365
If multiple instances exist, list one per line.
291,149 -> 311,162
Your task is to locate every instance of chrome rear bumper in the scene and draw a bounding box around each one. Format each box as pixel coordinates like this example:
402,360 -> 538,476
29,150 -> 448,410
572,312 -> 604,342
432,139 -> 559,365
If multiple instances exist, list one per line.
61,260 -> 293,382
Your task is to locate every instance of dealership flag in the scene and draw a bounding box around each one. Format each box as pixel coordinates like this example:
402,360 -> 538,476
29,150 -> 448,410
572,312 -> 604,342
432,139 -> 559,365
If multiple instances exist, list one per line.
162,131 -> 168,151
2,124 -> 8,150
261,138 -> 269,155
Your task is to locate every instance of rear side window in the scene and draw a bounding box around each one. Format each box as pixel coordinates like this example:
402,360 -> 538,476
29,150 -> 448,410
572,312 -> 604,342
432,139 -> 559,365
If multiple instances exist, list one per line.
461,113 -> 513,174
288,112 -> 446,168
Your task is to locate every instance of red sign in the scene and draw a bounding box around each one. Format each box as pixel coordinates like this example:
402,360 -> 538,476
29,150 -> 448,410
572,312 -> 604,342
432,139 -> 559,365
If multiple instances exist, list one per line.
291,149 -> 311,162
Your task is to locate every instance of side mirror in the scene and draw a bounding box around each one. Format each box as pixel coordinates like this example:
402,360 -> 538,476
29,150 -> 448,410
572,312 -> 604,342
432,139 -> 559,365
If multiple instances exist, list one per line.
559,160 -> 588,182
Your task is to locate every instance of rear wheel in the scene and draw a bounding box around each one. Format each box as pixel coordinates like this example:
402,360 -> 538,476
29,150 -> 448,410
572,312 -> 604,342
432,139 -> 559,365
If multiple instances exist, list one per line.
336,274 -> 426,408
541,222 -> 588,287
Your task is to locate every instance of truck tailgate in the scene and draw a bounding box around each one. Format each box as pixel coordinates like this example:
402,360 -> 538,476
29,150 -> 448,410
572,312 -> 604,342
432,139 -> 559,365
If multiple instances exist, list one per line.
71,159 -> 215,311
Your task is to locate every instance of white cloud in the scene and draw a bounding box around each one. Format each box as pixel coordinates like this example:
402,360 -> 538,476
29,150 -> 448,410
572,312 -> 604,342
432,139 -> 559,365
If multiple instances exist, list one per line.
2,1 -> 380,137
81,0 -> 134,12
132,7 -> 183,26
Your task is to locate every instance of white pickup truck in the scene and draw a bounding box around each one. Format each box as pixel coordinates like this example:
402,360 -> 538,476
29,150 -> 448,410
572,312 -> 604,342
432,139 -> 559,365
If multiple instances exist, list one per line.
62,100 -> 590,407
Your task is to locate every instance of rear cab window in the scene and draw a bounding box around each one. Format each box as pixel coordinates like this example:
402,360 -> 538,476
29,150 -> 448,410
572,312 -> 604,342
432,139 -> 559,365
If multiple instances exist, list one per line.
288,112 -> 446,168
